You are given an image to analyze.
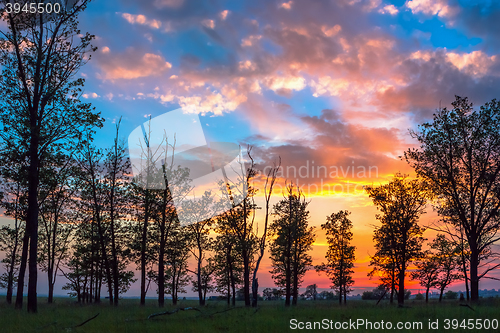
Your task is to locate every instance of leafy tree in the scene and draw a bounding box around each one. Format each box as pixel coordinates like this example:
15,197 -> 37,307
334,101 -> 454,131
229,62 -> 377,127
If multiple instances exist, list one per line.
0,223 -> 24,303
164,222 -> 190,305
302,284 -> 318,300
263,287 -> 283,300
183,192 -> 216,306
365,174 -> 430,307
411,249 -> 440,303
0,0 -> 103,312
316,210 -> 355,305
77,138 -> 114,304
216,152 -> 259,307
430,234 -> 462,302
318,290 -> 335,300
37,153 -> 78,303
269,183 -> 315,306
102,119 -> 131,306
361,284 -> 389,300
212,221 -> 243,306
0,169 -> 26,304
405,96 -> 500,301
444,290 -> 458,300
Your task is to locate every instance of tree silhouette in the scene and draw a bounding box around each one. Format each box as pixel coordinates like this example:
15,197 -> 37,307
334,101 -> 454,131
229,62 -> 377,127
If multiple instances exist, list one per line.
365,174 -> 430,307
316,210 -> 355,305
0,0 -> 103,312
410,249 -> 439,303
269,183 -> 315,306
405,96 -> 500,302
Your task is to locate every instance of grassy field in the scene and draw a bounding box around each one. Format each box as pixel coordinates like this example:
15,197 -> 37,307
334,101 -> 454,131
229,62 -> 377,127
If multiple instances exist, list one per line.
0,298 -> 499,332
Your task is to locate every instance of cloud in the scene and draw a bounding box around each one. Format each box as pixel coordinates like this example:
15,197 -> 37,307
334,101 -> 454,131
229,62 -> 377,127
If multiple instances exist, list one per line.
446,50 -> 497,78
121,13 -> 162,29
82,92 -> 100,99
201,19 -> 215,29
219,10 -> 229,20
96,49 -> 172,80
280,1 -> 293,10
379,4 -> 399,15
405,0 -> 458,18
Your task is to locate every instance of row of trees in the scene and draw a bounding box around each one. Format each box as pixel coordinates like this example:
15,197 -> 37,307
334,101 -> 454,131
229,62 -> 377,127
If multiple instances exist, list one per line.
0,0 -> 499,313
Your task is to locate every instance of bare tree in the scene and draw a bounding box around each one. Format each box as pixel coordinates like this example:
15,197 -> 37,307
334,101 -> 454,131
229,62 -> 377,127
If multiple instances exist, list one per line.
251,157 -> 280,307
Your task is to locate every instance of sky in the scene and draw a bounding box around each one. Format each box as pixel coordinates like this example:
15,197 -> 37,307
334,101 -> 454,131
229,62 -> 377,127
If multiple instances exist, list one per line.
3,0 -> 500,297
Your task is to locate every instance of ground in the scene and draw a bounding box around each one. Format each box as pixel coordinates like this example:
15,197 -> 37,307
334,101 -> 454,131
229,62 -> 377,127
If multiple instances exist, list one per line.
0,298 -> 499,332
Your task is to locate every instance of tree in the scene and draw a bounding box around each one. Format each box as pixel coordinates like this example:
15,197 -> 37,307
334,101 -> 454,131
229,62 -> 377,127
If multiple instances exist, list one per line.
212,222 -> 243,306
0,166 -> 26,304
411,250 -> 440,303
318,290 -> 335,300
362,284 -> 389,300
430,234 -> 462,302
365,174 -> 430,307
103,119 -> 131,306
0,223 -> 24,303
216,149 -> 259,307
78,138 -> 114,304
183,193 -> 216,306
405,96 -> 500,302
302,284 -> 318,300
0,0 -> 103,312
263,287 -> 283,300
37,153 -> 78,303
269,183 -> 315,306
316,210 -> 355,305
444,290 -> 458,300
164,222 -> 190,305
251,156 -> 280,307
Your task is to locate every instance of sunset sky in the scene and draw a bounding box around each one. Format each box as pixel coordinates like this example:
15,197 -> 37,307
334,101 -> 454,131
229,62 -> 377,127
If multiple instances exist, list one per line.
2,0 -> 500,297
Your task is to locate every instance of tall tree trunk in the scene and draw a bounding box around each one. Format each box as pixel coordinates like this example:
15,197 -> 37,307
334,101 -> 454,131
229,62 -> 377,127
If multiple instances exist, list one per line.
397,267 -> 405,307
469,248 -> 479,302
140,189 -> 150,305
285,251 -> 291,306
27,135 -> 40,313
158,224 -> 166,307
110,201 -> 119,306
292,246 -> 298,306
197,246 -> 205,306
15,229 -> 29,309
96,215 -> 113,304
231,267 -> 236,306
425,286 -> 430,303
243,248 -> 250,306
227,247 -> 231,306
7,208 -> 20,304
47,267 -> 54,304
461,250 -> 470,301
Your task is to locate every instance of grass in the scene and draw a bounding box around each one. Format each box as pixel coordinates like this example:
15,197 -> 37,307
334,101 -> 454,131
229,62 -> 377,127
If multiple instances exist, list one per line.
0,297 -> 499,332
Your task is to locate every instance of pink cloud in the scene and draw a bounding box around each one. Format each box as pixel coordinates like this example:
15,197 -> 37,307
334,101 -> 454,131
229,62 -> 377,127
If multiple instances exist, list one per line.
96,49 -> 172,80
